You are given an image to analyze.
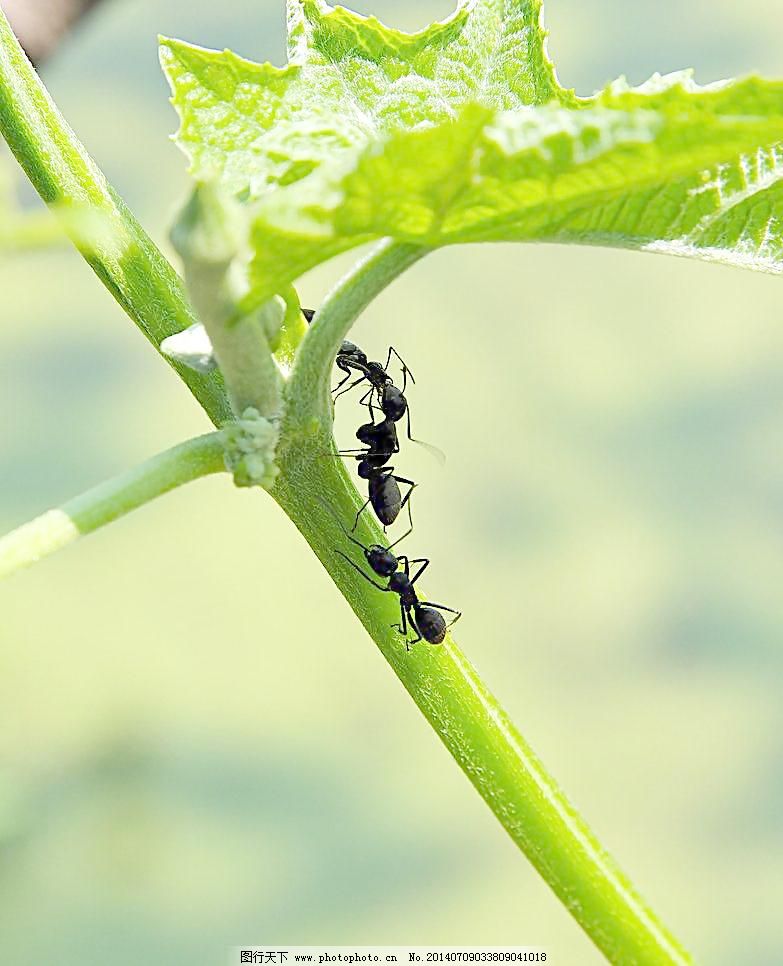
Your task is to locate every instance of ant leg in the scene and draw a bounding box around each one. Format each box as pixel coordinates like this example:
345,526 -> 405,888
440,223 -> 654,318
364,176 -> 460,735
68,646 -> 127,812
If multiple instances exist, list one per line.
404,402 -> 416,443
408,558 -> 431,585
315,495 -> 372,554
352,497 -> 371,532
385,346 -> 416,390
392,604 -> 408,637
396,555 -> 426,576
333,375 -> 366,400
394,476 -> 417,511
357,386 -> 376,420
334,550 -> 388,592
387,498 -> 414,550
333,374 -> 350,392
331,367 -> 354,393
405,614 -> 422,650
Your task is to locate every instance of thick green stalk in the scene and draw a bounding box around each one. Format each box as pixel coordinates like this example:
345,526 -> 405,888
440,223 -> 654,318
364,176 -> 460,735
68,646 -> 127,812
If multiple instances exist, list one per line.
0,8 -> 231,426
0,433 -> 226,579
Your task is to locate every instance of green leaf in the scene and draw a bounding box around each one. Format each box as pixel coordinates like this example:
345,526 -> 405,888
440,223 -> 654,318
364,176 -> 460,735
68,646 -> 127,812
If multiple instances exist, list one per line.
160,0 -> 569,195
161,1 -> 783,308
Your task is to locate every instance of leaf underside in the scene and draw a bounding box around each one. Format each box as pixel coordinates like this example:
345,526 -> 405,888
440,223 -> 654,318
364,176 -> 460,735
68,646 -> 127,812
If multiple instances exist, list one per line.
160,0 -> 783,307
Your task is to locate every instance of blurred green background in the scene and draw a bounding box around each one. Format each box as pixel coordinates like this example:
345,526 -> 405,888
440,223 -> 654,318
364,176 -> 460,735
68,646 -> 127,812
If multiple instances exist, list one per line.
2,1 -> 783,962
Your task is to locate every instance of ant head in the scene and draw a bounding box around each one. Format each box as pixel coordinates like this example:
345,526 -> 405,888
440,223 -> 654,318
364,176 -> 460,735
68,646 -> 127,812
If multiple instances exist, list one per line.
340,340 -> 367,364
366,545 -> 398,577
388,571 -> 409,594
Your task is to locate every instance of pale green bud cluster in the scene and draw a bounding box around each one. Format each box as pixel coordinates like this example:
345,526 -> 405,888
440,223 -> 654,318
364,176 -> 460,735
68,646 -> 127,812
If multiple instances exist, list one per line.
222,408 -> 280,489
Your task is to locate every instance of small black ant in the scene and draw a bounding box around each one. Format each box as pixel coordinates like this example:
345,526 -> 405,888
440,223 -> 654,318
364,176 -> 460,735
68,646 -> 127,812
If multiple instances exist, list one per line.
338,417 -> 399,463
333,416 -> 415,529
300,308 -> 415,439
357,462 -> 416,530
330,513 -> 460,648
334,342 -> 415,439
338,549 -> 460,648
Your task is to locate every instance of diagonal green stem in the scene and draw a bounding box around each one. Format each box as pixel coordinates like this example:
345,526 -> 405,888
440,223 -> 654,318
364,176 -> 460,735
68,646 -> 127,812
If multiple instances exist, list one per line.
0,433 -> 226,579
0,7 -> 231,426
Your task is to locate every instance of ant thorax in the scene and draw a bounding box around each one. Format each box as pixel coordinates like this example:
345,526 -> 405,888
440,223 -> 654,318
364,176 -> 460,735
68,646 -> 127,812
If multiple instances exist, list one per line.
366,361 -> 391,383
356,418 -> 397,446
388,571 -> 411,595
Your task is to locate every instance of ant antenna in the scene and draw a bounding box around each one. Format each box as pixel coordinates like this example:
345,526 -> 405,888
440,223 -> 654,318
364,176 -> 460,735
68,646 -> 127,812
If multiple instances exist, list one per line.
411,437 -> 447,466
334,549 -> 387,591
315,494 -> 368,551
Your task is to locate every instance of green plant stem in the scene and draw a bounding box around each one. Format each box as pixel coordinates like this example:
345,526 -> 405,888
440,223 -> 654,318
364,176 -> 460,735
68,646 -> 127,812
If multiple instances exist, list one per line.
276,241 -> 691,966
0,433 -> 226,579
202,305 -> 280,417
276,441 -> 690,966
274,454 -> 689,966
0,8 -> 231,426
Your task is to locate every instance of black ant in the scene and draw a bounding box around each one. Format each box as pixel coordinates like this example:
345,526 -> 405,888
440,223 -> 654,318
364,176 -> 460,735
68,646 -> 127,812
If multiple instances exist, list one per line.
335,342 -> 415,439
313,384 -> 416,529
347,421 -> 416,529
300,308 -> 415,439
338,416 -> 398,462
329,510 -> 460,648
303,307 -> 433,527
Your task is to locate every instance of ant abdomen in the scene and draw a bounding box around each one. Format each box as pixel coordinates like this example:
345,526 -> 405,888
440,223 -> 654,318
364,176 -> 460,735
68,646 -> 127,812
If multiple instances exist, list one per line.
369,473 -> 402,526
381,384 -> 406,421
414,606 -> 447,645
